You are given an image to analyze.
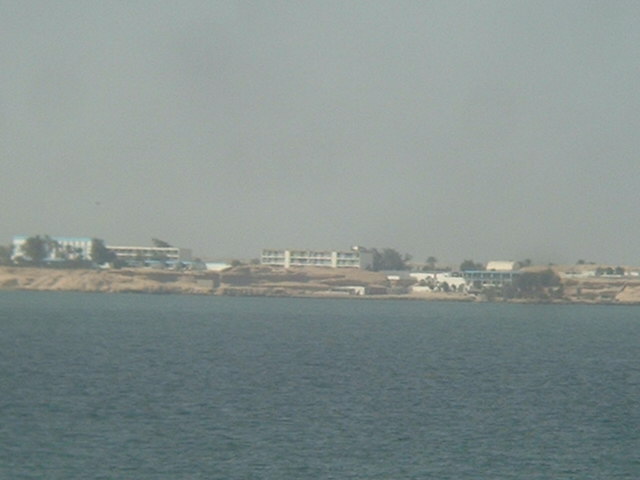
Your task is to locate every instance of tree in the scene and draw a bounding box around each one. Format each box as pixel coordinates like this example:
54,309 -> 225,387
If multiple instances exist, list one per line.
518,259 -> 532,268
0,245 -> 12,265
152,238 -> 172,248
21,235 -> 50,265
460,259 -> 483,271
90,239 -> 116,266
372,248 -> 409,271
596,266 -> 614,276
515,269 -> 560,293
426,256 -> 437,270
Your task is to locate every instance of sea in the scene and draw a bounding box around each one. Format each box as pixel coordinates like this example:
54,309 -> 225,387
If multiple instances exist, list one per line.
1,291 -> 638,479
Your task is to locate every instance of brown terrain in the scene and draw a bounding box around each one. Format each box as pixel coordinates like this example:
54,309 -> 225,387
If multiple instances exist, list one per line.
559,273 -> 640,304
0,267 -> 214,295
0,265 -> 388,297
1,264 -> 640,304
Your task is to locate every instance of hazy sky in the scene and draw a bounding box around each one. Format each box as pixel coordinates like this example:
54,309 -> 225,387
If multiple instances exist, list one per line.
3,1 -> 640,264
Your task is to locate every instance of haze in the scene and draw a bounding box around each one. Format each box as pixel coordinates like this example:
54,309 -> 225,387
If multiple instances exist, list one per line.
3,1 -> 639,265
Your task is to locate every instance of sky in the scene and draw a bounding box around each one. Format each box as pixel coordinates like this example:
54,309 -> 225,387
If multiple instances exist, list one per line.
2,1 -> 640,265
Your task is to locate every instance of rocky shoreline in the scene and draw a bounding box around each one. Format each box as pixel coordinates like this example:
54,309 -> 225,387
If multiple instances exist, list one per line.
0,266 -> 215,295
2,265 -> 640,305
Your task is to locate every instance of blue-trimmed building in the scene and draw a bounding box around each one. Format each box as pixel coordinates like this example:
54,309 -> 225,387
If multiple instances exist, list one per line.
463,270 -> 521,291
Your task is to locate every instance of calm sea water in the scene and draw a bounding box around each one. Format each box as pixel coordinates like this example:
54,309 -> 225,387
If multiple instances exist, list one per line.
0,291 -> 638,479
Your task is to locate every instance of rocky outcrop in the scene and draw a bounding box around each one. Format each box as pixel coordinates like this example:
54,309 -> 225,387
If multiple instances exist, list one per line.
0,267 -> 216,295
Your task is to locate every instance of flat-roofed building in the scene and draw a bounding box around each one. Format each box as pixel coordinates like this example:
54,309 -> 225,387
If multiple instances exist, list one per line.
12,235 -> 96,262
261,247 -> 373,269
485,260 -> 518,271
107,245 -> 192,263
463,270 -> 521,290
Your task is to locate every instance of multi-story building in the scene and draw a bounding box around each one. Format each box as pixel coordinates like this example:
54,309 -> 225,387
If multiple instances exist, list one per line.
107,245 -> 192,263
462,261 -> 521,291
11,235 -> 192,267
12,235 -> 96,262
261,247 -> 373,269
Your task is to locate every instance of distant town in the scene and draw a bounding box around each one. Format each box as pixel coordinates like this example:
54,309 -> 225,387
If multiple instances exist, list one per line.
1,234 -> 639,304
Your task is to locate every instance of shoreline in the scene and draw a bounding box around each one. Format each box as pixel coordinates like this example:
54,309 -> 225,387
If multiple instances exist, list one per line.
2,265 -> 640,305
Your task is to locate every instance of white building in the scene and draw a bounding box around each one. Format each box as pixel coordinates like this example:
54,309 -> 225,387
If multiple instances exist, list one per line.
261,247 -> 373,269
12,235 -> 96,262
107,245 -> 192,263
485,261 -> 519,271
204,262 -> 232,272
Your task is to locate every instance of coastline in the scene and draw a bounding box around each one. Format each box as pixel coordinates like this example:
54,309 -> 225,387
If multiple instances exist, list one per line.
0,266 -> 215,295
2,265 -> 640,305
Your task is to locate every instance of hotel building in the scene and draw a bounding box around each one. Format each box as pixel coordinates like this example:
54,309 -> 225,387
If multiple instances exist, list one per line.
106,245 -> 192,263
261,247 -> 373,269
12,235 -> 96,262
